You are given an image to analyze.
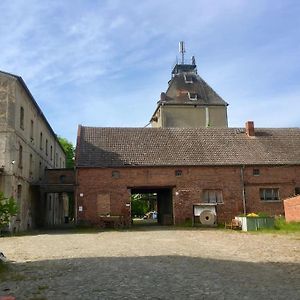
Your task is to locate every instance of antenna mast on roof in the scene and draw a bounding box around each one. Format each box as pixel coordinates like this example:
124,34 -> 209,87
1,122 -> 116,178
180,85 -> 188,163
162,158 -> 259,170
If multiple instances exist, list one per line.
179,41 -> 185,64
192,55 -> 196,65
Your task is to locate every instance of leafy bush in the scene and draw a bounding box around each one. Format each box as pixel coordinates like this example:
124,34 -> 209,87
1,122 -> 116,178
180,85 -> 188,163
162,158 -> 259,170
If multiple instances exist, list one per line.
0,192 -> 18,229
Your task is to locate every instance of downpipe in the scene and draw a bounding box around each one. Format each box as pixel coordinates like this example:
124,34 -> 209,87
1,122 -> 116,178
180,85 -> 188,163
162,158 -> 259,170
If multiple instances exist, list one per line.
240,165 -> 247,215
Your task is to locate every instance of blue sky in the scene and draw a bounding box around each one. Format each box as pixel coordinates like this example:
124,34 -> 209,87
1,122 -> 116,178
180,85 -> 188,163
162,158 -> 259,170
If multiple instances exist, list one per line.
0,0 -> 299,143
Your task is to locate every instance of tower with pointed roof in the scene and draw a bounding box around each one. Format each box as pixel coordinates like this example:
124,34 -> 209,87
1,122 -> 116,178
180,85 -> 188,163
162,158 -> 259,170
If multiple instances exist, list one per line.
150,43 -> 228,128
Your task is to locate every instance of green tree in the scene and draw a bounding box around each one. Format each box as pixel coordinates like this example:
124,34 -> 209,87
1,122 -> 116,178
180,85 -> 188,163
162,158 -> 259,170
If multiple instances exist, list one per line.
58,137 -> 75,168
131,193 -> 156,217
0,192 -> 18,229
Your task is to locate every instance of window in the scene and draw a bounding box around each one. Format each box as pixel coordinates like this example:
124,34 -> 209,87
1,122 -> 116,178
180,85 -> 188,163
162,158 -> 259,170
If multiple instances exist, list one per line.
55,153 -> 58,167
18,144 -> 23,168
46,139 -> 48,156
175,170 -> 182,177
20,107 -> 24,129
203,190 -> 223,204
184,74 -> 193,84
50,145 -> 53,161
29,153 -> 33,175
30,120 -> 34,141
40,132 -> 43,150
17,184 -> 22,200
188,92 -> 198,100
17,185 -> 22,219
260,188 -> 280,201
112,170 -> 120,178
60,157 -> 62,168
253,169 -> 260,176
39,161 -> 42,180
295,187 -> 300,195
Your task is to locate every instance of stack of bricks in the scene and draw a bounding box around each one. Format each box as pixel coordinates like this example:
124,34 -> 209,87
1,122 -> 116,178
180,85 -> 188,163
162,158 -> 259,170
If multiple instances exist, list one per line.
284,195 -> 300,222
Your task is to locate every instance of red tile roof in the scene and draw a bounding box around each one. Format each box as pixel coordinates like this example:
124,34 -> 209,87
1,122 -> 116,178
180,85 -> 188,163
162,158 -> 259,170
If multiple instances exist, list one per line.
76,127 -> 300,168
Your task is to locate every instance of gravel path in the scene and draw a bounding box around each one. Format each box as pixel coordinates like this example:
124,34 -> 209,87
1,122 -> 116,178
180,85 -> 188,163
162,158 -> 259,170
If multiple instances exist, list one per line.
0,227 -> 299,299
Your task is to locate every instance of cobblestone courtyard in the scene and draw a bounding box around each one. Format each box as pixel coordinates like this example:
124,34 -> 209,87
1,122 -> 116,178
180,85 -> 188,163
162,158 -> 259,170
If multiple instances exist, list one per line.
1,228 -> 300,299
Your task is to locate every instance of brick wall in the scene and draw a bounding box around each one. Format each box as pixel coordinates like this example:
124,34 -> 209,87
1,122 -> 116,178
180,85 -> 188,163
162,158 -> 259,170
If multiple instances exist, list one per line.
284,195 -> 300,222
44,169 -> 75,185
76,165 -> 300,226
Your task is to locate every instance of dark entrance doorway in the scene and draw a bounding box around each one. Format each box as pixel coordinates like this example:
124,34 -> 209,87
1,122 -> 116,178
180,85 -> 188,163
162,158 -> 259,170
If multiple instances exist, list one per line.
130,187 -> 173,226
37,169 -> 75,228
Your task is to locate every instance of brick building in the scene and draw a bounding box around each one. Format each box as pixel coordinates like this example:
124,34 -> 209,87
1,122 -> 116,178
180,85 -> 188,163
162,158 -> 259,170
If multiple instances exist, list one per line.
75,122 -> 300,226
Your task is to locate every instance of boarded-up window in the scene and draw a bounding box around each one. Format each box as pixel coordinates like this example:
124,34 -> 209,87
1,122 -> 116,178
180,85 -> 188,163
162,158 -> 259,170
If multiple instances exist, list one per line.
97,193 -> 111,215
203,190 -> 223,204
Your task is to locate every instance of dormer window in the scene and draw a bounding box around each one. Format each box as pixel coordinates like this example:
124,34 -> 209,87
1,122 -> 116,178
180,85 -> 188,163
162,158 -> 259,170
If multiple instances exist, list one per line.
188,92 -> 198,100
184,74 -> 193,84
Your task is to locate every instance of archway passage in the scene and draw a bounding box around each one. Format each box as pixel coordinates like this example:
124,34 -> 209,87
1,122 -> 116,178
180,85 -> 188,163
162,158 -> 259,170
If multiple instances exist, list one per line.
130,187 -> 173,226
36,169 -> 75,228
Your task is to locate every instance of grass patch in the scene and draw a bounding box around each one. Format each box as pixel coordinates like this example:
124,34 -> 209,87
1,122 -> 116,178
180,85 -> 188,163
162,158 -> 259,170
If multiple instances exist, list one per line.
253,217 -> 300,234
274,217 -> 300,232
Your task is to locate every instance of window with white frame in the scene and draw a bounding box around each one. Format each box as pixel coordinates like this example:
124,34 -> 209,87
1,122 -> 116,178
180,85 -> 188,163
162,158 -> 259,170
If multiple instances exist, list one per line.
260,188 -> 280,201
203,190 -> 223,204
184,74 -> 193,83
253,168 -> 260,176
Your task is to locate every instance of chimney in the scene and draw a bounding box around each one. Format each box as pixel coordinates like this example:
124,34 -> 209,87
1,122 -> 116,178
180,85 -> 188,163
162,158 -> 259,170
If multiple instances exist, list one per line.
160,92 -> 166,101
245,121 -> 255,137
